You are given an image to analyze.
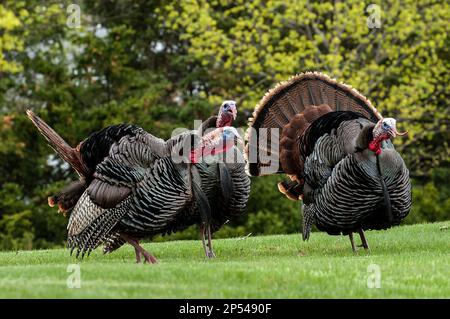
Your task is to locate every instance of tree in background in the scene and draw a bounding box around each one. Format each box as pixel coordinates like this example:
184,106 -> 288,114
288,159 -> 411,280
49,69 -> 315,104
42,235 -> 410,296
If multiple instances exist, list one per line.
0,0 -> 448,250
160,0 -> 449,175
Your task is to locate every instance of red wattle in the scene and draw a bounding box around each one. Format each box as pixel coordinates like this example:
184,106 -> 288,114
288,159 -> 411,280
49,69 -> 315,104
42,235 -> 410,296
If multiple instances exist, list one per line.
189,150 -> 199,163
368,140 -> 381,155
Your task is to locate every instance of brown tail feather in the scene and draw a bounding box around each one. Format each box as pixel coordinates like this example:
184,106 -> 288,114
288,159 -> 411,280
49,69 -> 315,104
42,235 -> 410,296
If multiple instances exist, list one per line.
280,104 -> 332,176
245,72 -> 383,177
277,180 -> 303,201
26,110 -> 88,177
48,179 -> 87,217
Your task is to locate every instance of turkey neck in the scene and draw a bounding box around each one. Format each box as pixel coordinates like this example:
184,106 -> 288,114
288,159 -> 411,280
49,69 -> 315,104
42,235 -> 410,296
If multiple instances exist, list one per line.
368,135 -> 389,155
216,114 -> 233,127
355,122 -> 388,156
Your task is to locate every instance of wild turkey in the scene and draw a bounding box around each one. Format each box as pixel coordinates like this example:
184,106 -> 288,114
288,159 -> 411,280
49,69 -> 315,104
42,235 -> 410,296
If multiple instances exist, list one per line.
245,72 -> 412,251
191,99 -> 243,256
162,126 -> 250,257
27,105 -> 249,263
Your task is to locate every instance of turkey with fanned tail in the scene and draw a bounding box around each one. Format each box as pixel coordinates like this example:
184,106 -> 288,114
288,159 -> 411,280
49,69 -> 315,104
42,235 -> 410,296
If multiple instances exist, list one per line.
245,72 -> 411,251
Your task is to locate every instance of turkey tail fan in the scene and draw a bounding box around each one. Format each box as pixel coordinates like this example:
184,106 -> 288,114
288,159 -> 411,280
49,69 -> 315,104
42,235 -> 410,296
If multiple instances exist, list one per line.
245,72 -> 383,177
26,110 -> 89,177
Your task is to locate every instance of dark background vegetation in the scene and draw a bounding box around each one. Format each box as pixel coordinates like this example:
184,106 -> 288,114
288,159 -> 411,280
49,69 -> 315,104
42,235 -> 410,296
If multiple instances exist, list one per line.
0,0 -> 449,250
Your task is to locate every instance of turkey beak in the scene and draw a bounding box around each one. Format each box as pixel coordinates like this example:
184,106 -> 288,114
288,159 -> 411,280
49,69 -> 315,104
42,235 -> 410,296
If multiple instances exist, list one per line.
230,105 -> 237,120
394,129 -> 408,136
388,127 -> 408,138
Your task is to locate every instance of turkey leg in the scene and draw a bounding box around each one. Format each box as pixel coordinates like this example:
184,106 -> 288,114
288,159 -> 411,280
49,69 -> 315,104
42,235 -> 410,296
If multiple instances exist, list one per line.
200,224 -> 215,258
120,233 -> 158,264
358,229 -> 370,251
349,233 -> 357,253
134,247 -> 141,263
200,225 -> 208,257
206,225 -> 215,258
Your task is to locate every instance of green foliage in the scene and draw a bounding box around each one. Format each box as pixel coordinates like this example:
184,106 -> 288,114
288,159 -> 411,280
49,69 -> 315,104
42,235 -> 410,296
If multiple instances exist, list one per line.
244,176 -> 300,235
0,0 -> 448,250
0,4 -> 25,73
0,183 -> 34,250
406,170 -> 450,224
160,0 -> 450,174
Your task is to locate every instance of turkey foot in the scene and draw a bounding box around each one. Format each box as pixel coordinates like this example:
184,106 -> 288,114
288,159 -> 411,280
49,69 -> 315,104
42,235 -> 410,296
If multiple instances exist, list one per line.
358,229 -> 370,251
349,230 -> 370,253
120,233 -> 158,264
200,224 -> 215,258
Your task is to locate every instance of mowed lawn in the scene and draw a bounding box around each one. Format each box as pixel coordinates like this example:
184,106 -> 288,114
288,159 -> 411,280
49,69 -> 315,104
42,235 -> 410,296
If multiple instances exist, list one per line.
0,222 -> 449,298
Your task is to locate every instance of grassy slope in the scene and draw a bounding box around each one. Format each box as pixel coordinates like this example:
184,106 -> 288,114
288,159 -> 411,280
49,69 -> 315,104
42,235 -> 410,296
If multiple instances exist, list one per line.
0,222 -> 449,298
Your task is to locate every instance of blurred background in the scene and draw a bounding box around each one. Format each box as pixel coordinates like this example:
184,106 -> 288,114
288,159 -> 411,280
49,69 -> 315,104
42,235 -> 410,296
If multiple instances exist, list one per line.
0,0 -> 448,250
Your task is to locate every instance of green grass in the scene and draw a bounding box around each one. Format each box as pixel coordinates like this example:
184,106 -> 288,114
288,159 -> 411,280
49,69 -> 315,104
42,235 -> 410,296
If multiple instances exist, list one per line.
0,222 -> 449,298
